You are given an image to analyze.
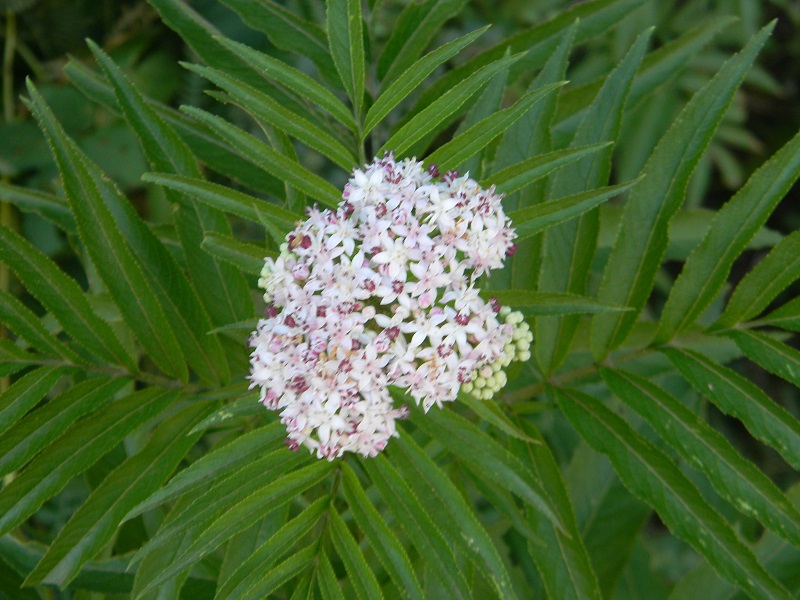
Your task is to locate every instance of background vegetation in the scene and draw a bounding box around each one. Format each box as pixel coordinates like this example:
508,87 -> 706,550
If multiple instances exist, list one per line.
2,0 -> 800,598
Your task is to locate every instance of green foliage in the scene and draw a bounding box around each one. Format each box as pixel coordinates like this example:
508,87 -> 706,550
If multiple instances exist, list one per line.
1,0 -> 799,598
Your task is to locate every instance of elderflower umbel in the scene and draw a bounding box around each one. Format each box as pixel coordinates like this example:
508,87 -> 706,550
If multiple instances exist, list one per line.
248,154 -> 531,460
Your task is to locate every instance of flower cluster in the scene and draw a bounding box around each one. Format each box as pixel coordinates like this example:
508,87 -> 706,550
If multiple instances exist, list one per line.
248,154 -> 532,459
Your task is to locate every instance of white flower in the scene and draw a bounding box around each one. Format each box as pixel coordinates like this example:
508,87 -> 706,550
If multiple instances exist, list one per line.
248,153 -> 523,460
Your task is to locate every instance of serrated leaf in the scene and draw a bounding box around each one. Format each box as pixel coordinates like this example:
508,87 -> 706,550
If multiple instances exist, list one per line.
340,464 -> 423,600
233,544 -> 317,599
137,461 -> 332,596
425,81 -> 566,172
212,35 -> 356,131
412,0 -> 647,118
552,386 -> 790,600
131,449 -> 308,568
25,403 -> 210,588
510,420 -> 603,600
217,497 -> 328,600
185,62 -> 357,169
658,127 -> 800,341
591,23 -> 774,356
601,368 -> 800,549
478,290 -> 630,315
489,143 -> 612,195
0,182 -> 74,232
555,17 -> 736,129
717,230 -> 800,327
411,406 -> 562,531
0,366 -> 69,437
377,0 -> 467,83
326,0 -> 365,117
217,0 -> 337,83
142,173 -> 299,230
0,376 -> 130,479
564,442 -> 651,595
202,232 -> 275,276
365,26 -> 488,135
459,393 -> 534,442
380,52 -> 525,157
762,296 -> 800,332
362,455 -> 472,599
389,435 -> 515,599
0,290 -> 79,362
181,106 -> 342,209
25,81 -> 188,381
536,28 -> 651,376
125,422 -> 285,521
509,178 -> 641,241
329,508 -> 383,600
727,329 -> 800,390
317,548 -> 346,600
0,226 -> 136,370
0,342 -> 37,377
88,40 -> 253,331
0,387 -> 175,538
664,347 -> 800,472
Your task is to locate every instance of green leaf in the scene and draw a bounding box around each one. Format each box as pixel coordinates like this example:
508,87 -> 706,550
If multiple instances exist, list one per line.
25,81 -> 188,382
0,366 -> 69,437
425,81 -> 566,172
201,233 -> 271,277
510,420 -> 603,600
0,376 -> 130,479
0,226 -> 136,371
479,290 -> 630,315
664,347 -> 800,472
124,422 -> 285,521
509,178 -> 641,241
136,461 -> 332,596
181,106 -> 342,209
717,230 -> 800,327
365,26 -> 488,135
389,435 -> 516,599
340,464 -> 423,600
762,296 -> 800,332
212,35 -> 356,131
380,52 -> 525,157
727,329 -> 800,390
0,342 -> 37,377
489,143 -> 612,195
536,28 -> 651,376
231,544 -> 317,599
318,548 -> 347,600
377,0 -> 467,83
362,455 -> 472,599
601,368 -> 800,549
459,393 -> 534,442
0,290 -> 80,362
88,40 -> 253,330
131,449 -> 308,568
329,508 -> 383,600
412,406 -> 562,531
326,0 -> 365,117
412,0 -> 647,117
658,128 -> 800,341
0,387 -> 175,538
564,442 -> 651,595
0,182 -> 74,232
217,0 -> 337,83
142,173 -> 299,230
24,403 -> 210,588
217,498 -> 328,600
552,386 -> 790,600
591,23 -> 774,356
185,63 -> 357,169
555,17 -> 736,130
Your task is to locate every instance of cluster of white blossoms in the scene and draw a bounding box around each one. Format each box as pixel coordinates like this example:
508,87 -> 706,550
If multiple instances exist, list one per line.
248,154 -> 532,460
